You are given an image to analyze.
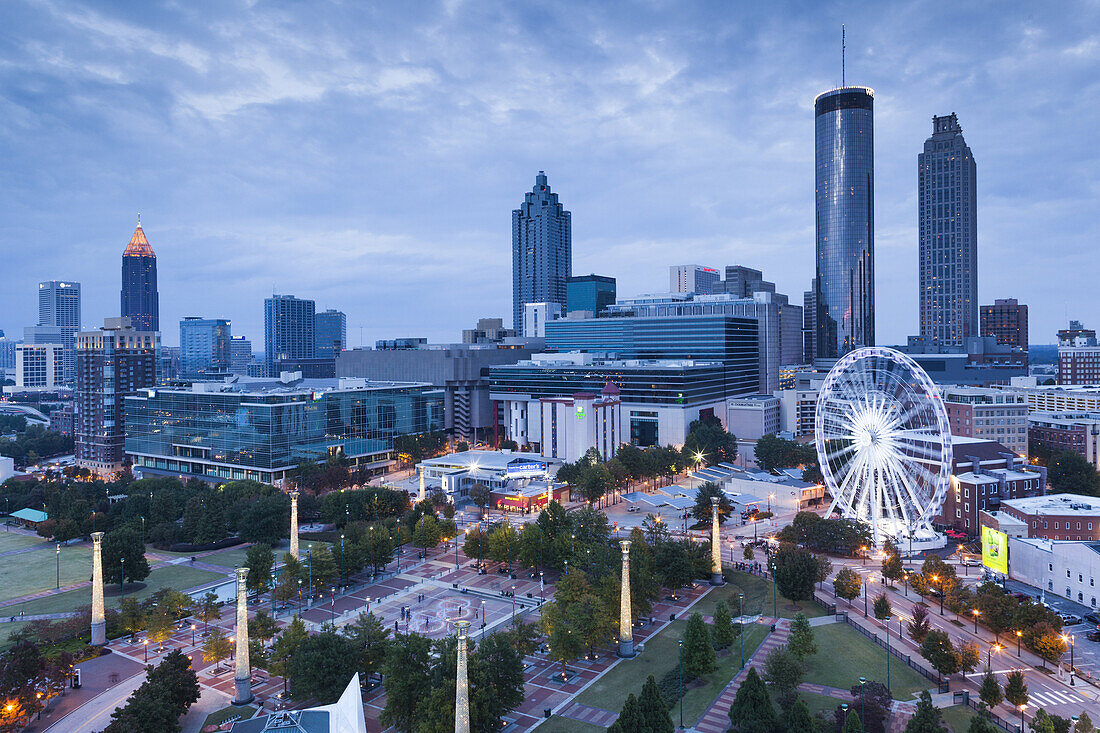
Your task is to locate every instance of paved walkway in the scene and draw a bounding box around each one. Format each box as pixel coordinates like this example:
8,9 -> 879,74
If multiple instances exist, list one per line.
40,672 -> 146,733
553,701 -> 617,728
692,618 -> 790,733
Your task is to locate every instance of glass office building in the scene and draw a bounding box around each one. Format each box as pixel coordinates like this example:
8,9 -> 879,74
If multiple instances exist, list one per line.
814,86 -> 874,359
566,274 -> 616,314
512,171 -> 571,329
179,317 -> 231,379
265,294 -> 316,377
125,378 -> 445,484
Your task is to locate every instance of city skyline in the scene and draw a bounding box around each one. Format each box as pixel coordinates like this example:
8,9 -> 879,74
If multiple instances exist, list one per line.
2,2 -> 1098,347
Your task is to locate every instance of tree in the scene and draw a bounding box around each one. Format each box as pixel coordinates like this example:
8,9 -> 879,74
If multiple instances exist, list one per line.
727,667 -> 778,733
763,645 -> 804,709
682,612 -> 717,677
975,583 -> 1018,642
1032,710 -> 1058,733
787,613 -> 817,661
470,631 -> 527,729
119,597 -> 145,640
1048,451 -> 1100,495
691,482 -> 732,524
967,708 -> 1001,733
102,650 -> 200,733
579,463 -> 614,506
288,631 -> 360,702
833,567 -> 861,607
239,496 -> 288,545
639,674 -> 674,733
245,544 -> 275,596
469,482 -> 491,519
882,553 -> 904,586
920,630 -> 959,682
380,632 -> 433,732
783,699 -> 813,733
873,593 -> 892,622
197,591 -> 220,635
613,693 -> 646,732
683,415 -> 738,464
517,523 -> 543,569
146,609 -> 174,648
844,706 -> 865,733
102,526 -> 150,587
202,627 -> 232,671
1030,622 -> 1067,667
654,540 -> 694,591
1004,669 -> 1029,709
904,690 -> 944,733
488,522 -> 519,569
978,669 -> 1003,709
743,544 -> 754,561
343,612 -> 392,681
270,616 -> 308,696
463,525 -> 489,567
712,601 -> 736,648
772,544 -> 819,609
248,611 -> 278,643
1076,712 -> 1095,733
908,603 -> 932,644
956,641 -> 980,675
413,514 -> 442,550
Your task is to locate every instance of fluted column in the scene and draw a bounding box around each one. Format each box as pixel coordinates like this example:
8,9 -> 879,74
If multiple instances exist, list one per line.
233,567 -> 253,704
454,620 -> 470,733
618,540 -> 634,658
289,490 -> 300,560
711,497 -> 724,586
90,532 -> 105,645
418,468 -> 426,503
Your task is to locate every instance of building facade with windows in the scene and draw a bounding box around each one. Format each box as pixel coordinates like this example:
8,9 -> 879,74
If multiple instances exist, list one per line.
538,384 -> 622,463
814,86 -> 875,359
981,298 -> 1028,350
76,318 -> 159,473
179,317 -> 231,379
1005,537 -> 1100,610
14,343 -> 64,390
941,386 -> 1028,457
229,336 -> 252,374
933,437 -> 1045,534
120,219 -> 159,332
669,265 -> 719,295
125,377 -> 444,485
314,309 -> 347,359
512,171 -> 571,330
1028,412 -> 1100,470
264,295 -> 316,377
37,281 -> 80,380
566,274 -> 616,315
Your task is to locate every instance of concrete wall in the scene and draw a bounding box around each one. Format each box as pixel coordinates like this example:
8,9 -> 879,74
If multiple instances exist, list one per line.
1008,537 -> 1100,609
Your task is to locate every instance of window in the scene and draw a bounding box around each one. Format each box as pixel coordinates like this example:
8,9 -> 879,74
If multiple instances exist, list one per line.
1055,522 -> 1060,529
1069,569 -> 1072,578
1080,593 -> 1085,601
1079,522 -> 1083,530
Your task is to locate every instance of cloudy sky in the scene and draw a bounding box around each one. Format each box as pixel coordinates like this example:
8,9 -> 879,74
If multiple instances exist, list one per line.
2,0 -> 1098,349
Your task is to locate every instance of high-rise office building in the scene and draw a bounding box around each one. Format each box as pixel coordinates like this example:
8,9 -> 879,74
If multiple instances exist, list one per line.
669,266 -> 719,295
15,344 -> 64,390
179,317 -> 232,379
121,218 -> 159,332
37,281 -> 80,380
802,280 -> 817,364
566,274 -> 616,315
76,318 -> 158,473
814,86 -> 874,359
720,266 -> 775,298
0,334 -> 15,371
264,295 -> 316,377
229,336 -> 253,374
314,309 -> 347,359
512,171 -> 571,329
918,113 -> 978,346
981,298 -> 1028,351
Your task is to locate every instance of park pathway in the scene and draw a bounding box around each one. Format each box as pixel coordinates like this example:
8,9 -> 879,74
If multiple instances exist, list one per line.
553,701 -> 618,728
692,617 -> 790,733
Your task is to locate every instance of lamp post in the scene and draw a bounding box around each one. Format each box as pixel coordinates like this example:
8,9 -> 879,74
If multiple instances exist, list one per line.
330,588 -> 336,624
1064,634 -> 1075,670
903,571 -> 909,598
972,609 -> 980,633
297,579 -> 302,614
369,526 -> 375,579
931,574 -> 944,615
455,529 -> 461,571
307,545 -> 313,604
739,592 -> 745,669
1018,704 -> 1025,730
55,542 -> 60,589
958,544 -> 966,576
340,534 -> 346,585
861,546 -> 867,565
270,568 -> 277,616
841,703 -> 849,732
1016,630 -> 1022,657
885,614 -> 892,693
859,676 -> 866,729
120,556 -> 125,600
141,516 -> 145,546
143,639 -> 148,663
678,639 -> 684,729
191,624 -> 196,646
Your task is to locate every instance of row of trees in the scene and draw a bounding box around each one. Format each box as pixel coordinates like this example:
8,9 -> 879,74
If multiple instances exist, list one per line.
777,511 -> 875,557
753,433 -> 819,478
1030,443 -> 1100,496
0,423 -> 73,468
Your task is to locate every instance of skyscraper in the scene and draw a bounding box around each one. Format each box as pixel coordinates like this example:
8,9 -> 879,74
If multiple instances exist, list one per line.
981,298 -> 1028,350
229,336 -> 253,374
264,295 -> 316,377
566,274 -> 616,315
814,86 -> 874,359
314,309 -> 347,359
918,113 -> 977,346
35,281 -> 80,380
121,217 -> 159,332
179,317 -> 232,379
512,171 -> 571,330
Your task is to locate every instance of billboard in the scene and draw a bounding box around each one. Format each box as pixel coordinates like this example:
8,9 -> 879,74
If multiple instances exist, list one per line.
981,526 -> 1008,575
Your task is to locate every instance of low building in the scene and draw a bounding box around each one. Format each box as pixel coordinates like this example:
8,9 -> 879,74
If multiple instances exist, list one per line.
1058,320 -> 1100,385
690,464 -> 825,513
0,457 -> 14,483
941,386 -> 1028,458
413,450 -> 567,510
1004,537 -> 1100,610
934,437 -> 1046,535
897,336 -> 1028,386
1029,412 -> 1100,469
9,508 -> 48,528
538,385 -> 622,462
726,395 -> 780,441
124,376 -> 444,485
998,493 -> 1100,542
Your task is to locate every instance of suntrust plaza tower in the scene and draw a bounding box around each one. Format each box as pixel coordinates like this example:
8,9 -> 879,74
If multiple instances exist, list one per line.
814,86 -> 875,360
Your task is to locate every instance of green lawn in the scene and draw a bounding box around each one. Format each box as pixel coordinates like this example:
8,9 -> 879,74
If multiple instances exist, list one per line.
940,705 -> 976,733
536,716 -> 605,733
790,689 -> 848,718
202,704 -> 256,728
800,623 -> 933,700
0,543 -> 93,604
1,564 -> 225,617
691,570 -> 826,620
201,546 -> 254,568
0,531 -> 49,553
576,619 -> 768,723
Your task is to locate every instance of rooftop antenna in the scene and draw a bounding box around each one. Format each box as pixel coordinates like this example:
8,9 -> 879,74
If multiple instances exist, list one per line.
842,24 -> 846,87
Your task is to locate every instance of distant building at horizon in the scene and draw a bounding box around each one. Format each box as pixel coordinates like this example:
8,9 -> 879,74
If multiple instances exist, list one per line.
264,294 -> 315,377
512,171 -> 571,330
669,265 -> 719,295
981,298 -> 1028,351
1058,320 -> 1100,385
566,274 -> 616,315
120,218 -> 159,333
315,309 -> 347,360
37,281 -> 80,380
179,317 -> 231,379
814,86 -> 875,359
918,113 -> 978,346
229,336 -> 252,374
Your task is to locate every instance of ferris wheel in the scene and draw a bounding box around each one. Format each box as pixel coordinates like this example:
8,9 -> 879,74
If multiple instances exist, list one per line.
815,347 -> 953,543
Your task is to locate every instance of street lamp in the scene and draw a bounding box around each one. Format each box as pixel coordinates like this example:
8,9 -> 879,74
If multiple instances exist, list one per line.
678,639 -> 684,729
841,703 -> 849,732
1018,704 -> 1026,730
1016,630 -> 1022,657
861,546 -> 867,565
55,542 -> 60,589
902,571 -> 909,598
864,575 -> 874,618
191,624 -> 196,646
987,643 -> 1002,670
972,608 -> 981,633
1063,634 -> 1075,670
739,592 -> 745,670
931,574 -> 944,615
330,588 -> 336,623
120,556 -> 125,600
143,639 -> 148,663
884,614 -> 892,693
859,676 -> 866,728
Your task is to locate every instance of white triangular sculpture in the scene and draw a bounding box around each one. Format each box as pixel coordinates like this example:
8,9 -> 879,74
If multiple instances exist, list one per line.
314,672 -> 367,733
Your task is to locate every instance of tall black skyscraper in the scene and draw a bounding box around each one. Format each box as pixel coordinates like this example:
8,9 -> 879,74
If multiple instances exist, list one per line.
121,217 -> 159,332
814,86 -> 874,360
512,171 -> 571,330
918,113 -> 977,346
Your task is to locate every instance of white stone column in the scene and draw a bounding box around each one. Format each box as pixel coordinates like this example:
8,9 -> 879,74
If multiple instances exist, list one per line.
618,540 -> 634,658
418,468 -> 426,503
290,490 -> 300,559
454,619 -> 470,733
711,497 -> 724,586
233,567 -> 253,704
90,531 -> 105,646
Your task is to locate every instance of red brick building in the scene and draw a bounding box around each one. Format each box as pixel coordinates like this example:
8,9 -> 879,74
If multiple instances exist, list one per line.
997,493 -> 1100,541
934,437 -> 1046,536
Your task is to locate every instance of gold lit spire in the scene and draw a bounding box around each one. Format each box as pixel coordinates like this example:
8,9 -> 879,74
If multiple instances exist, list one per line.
123,215 -> 155,257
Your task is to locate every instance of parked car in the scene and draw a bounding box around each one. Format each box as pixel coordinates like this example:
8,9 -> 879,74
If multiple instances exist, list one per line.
1087,629 -> 1100,642
627,506 -> 641,513
1085,612 -> 1100,627
1059,614 -> 1083,626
